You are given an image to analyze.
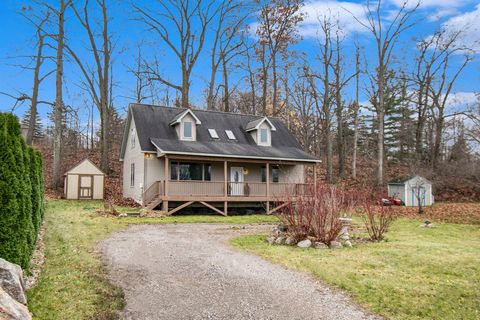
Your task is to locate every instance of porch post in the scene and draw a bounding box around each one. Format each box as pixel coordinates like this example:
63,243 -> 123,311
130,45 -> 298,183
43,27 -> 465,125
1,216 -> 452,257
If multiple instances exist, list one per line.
163,155 -> 169,212
266,162 -> 270,214
313,163 -> 317,191
224,160 -> 228,198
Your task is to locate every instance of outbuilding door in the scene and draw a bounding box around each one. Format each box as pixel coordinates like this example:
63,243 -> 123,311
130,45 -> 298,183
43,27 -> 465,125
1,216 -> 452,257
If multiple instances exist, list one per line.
79,175 -> 93,199
411,187 -> 426,206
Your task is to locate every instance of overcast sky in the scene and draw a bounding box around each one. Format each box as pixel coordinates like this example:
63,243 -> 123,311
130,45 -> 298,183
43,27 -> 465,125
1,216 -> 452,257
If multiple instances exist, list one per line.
0,0 -> 479,127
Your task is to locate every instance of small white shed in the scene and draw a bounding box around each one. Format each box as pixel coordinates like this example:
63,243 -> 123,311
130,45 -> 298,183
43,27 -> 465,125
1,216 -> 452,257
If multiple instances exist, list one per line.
64,159 -> 105,200
388,175 -> 434,207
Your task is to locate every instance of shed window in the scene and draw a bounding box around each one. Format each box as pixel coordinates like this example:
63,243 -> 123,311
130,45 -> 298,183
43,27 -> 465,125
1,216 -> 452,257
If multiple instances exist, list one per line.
170,162 -> 211,181
183,121 -> 193,139
208,129 -> 219,139
225,130 -> 236,140
130,163 -> 135,187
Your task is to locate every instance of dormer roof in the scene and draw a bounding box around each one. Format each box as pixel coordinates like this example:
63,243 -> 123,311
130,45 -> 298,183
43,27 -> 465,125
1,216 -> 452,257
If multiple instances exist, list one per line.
169,109 -> 202,126
245,116 -> 277,132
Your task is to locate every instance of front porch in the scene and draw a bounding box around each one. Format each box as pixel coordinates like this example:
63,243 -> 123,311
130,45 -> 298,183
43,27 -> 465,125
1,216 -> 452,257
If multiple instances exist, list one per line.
142,155 -> 317,215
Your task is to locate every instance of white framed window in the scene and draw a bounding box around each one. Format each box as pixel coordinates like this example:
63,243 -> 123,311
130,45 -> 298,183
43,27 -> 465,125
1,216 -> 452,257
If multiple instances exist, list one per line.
259,128 -> 269,145
182,121 -> 193,140
131,129 -> 136,149
208,129 -> 219,139
225,130 -> 236,140
130,163 -> 135,187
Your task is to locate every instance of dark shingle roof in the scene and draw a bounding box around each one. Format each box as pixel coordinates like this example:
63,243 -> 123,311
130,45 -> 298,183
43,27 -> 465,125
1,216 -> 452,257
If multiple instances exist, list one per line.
123,104 -> 318,162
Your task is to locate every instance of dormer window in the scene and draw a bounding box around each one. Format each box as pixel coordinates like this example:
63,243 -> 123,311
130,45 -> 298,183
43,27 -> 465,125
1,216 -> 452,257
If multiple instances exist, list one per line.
182,121 -> 193,140
259,128 -> 268,145
246,116 -> 276,147
170,109 -> 201,141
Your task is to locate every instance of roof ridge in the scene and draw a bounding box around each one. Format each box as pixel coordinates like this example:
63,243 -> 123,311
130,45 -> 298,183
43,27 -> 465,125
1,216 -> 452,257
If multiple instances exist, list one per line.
130,102 -> 281,119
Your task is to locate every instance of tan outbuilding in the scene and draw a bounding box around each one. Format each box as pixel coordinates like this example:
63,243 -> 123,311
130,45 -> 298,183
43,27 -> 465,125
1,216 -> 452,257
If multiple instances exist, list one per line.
64,159 -> 105,200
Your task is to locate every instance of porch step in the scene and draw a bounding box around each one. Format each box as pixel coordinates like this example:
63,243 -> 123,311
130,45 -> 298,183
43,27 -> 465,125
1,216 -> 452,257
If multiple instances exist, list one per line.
146,196 -> 163,210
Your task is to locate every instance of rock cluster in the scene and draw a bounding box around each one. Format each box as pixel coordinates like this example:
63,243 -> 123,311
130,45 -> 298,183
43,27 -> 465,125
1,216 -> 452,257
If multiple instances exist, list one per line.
0,258 -> 31,320
267,223 -> 355,250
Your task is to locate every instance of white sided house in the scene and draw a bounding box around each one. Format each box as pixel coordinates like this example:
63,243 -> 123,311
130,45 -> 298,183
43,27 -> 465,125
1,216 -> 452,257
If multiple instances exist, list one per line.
120,104 -> 320,215
388,175 -> 434,207
64,159 -> 105,200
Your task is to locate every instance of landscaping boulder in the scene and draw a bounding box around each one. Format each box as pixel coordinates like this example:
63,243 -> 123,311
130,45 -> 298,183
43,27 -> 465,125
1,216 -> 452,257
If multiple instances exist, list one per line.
275,236 -> 286,245
329,241 -> 343,249
313,242 -> 328,249
285,236 -> 297,246
343,240 -> 353,248
272,224 -> 287,236
0,287 -> 31,320
297,239 -> 312,248
0,259 -> 26,305
266,236 -> 276,245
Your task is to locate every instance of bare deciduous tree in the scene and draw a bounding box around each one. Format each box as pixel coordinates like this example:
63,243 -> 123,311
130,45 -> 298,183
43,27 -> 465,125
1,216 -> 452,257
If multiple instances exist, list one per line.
348,0 -> 419,187
256,0 -> 304,114
135,0 -> 219,109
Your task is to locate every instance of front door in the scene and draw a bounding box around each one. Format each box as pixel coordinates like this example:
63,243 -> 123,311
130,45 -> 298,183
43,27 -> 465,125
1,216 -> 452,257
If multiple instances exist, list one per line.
79,175 -> 93,199
230,167 -> 244,196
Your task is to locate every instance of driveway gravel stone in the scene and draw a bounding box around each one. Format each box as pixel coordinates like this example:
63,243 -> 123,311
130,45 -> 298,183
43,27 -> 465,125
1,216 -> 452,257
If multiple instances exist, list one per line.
100,224 -> 381,320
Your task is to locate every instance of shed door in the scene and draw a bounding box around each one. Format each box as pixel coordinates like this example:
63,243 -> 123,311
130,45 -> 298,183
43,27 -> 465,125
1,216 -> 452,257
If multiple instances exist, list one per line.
79,175 -> 93,199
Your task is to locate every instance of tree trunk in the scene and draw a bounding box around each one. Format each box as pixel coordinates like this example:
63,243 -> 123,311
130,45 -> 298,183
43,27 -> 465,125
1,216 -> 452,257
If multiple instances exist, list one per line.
221,51 -> 229,112
26,35 -> 44,145
377,66 -> 385,187
261,44 -> 268,115
352,47 -> 360,179
271,51 -> 277,114
52,0 -> 66,190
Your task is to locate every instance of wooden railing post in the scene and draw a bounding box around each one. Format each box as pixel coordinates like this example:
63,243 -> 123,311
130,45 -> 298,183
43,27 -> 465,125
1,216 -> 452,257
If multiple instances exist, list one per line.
163,156 -> 169,212
224,160 -> 228,198
266,162 -> 270,213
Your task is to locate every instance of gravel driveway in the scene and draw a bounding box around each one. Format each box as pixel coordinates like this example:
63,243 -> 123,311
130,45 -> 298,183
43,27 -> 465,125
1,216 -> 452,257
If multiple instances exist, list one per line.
100,224 -> 380,320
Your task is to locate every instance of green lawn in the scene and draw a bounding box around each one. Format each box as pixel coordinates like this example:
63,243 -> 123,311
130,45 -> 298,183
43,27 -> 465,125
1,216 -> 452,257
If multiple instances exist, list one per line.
27,200 -> 278,319
231,219 -> 480,320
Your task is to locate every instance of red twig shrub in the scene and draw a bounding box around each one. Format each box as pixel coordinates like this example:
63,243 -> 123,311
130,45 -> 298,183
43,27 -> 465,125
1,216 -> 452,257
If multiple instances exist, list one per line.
361,196 -> 396,241
277,184 -> 358,245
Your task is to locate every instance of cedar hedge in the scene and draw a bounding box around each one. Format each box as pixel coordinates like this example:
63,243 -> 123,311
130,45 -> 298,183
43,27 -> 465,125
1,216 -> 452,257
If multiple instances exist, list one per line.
0,113 -> 44,269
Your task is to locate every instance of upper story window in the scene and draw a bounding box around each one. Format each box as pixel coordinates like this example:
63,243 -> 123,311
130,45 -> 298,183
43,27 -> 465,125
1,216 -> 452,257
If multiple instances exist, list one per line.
259,128 -> 269,146
225,130 -> 236,140
246,117 -> 275,147
182,121 -> 193,140
170,109 -> 201,141
130,129 -> 136,149
208,129 -> 219,139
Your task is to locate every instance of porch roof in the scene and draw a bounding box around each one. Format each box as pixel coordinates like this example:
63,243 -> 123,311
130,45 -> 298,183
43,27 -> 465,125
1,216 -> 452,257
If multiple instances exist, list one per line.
150,137 -> 319,162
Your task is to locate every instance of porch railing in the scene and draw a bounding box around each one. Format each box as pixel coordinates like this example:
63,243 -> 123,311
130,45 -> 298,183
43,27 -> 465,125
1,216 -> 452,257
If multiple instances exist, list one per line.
142,180 -> 313,201
142,181 -> 162,205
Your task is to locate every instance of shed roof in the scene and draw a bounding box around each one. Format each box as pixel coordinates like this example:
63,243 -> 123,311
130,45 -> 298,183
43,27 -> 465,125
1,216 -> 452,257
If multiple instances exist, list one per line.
64,159 -> 105,175
120,104 -> 319,163
388,175 -> 431,185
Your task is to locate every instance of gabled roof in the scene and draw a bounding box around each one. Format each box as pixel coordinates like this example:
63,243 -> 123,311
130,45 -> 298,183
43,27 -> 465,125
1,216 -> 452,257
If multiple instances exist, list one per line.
169,109 -> 202,126
245,116 -> 277,132
64,158 -> 104,175
120,104 -> 319,163
388,175 -> 431,185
